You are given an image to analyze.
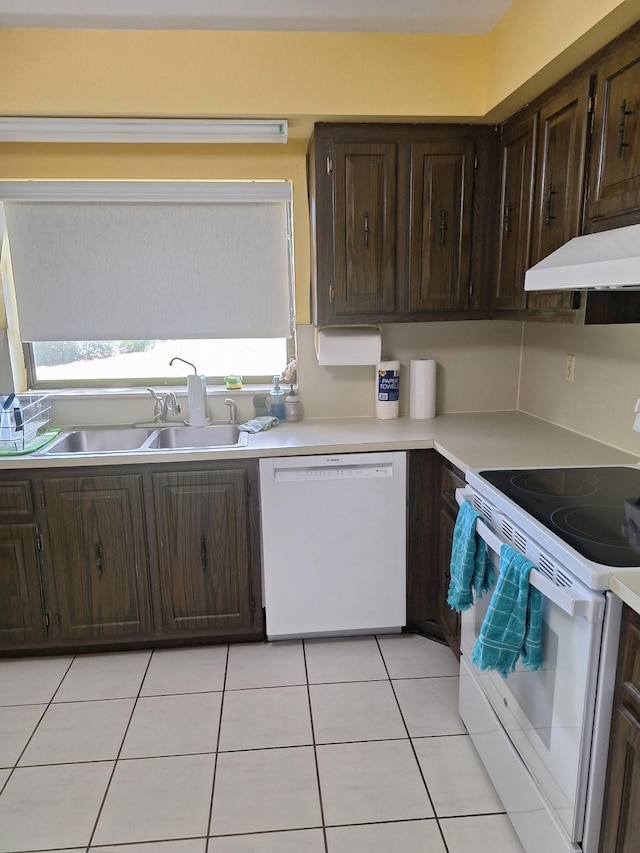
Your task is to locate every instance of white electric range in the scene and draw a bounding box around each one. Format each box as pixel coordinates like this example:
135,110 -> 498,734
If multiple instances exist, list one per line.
457,465 -> 640,853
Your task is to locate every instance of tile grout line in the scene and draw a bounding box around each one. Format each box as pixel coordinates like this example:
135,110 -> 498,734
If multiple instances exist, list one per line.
0,653 -> 77,797
302,638 -> 330,853
375,635 -> 452,853
84,650 -> 155,853
204,643 -> 230,853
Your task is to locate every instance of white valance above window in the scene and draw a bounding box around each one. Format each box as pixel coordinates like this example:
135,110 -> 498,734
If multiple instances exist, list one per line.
1,181 -> 293,342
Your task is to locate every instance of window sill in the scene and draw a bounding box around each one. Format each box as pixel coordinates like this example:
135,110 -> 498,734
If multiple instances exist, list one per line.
40,384 -> 275,401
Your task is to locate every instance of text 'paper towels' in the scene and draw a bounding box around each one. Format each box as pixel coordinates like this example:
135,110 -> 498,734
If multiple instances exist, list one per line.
409,359 -> 436,419
317,327 -> 382,366
376,361 -> 400,419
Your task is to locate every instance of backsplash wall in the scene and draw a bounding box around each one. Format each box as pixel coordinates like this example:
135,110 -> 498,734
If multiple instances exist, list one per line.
519,322 -> 640,456
296,321 -> 522,419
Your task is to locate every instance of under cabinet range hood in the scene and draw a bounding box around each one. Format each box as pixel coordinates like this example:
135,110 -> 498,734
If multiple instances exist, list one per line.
524,223 -> 640,291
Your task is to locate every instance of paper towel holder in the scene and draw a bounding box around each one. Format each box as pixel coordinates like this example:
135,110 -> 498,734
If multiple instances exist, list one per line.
315,325 -> 382,366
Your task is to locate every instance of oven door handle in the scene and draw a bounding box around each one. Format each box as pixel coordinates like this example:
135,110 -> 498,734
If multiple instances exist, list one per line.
456,488 -> 604,623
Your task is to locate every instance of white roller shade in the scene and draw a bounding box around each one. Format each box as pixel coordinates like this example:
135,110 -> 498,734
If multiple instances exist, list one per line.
3,189 -> 293,341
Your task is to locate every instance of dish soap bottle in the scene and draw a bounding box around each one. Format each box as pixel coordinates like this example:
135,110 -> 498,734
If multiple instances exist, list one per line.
269,375 -> 286,422
285,385 -> 302,423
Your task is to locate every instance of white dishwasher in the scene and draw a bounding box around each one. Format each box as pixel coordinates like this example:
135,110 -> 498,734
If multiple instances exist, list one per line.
259,452 -> 406,640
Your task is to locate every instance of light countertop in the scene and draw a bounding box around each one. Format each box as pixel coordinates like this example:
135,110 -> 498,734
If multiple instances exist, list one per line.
0,410 -> 636,471
609,573 -> 640,616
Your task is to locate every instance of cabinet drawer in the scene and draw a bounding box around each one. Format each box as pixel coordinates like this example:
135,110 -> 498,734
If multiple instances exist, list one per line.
0,482 -> 34,519
441,464 -> 465,515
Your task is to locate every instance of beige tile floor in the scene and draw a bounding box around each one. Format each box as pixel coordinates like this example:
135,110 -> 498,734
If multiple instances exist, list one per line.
0,633 -> 525,853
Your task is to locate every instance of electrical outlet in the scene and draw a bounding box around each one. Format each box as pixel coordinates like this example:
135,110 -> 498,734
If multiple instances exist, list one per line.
565,353 -> 576,383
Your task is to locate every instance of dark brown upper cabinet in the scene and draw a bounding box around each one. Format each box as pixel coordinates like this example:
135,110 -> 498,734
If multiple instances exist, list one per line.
408,140 -> 475,313
495,114 -> 536,312
495,23 -> 640,324
527,78 -> 590,312
309,123 -> 497,326
331,142 -> 398,318
586,39 -> 640,229
495,80 -> 589,318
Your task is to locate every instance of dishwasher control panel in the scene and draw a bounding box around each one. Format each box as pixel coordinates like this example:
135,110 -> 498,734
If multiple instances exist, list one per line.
275,464 -> 393,483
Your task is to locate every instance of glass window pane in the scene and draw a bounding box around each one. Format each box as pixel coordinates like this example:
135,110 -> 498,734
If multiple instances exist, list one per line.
31,338 -> 289,384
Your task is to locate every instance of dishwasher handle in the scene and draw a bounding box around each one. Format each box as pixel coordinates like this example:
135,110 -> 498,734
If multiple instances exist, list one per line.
266,452 -> 404,484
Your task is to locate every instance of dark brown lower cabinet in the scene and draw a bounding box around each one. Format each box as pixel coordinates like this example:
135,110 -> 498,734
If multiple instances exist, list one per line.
44,475 -> 152,639
406,450 -> 463,657
600,602 -> 640,851
152,469 -> 257,634
437,462 -> 464,658
0,523 -> 45,644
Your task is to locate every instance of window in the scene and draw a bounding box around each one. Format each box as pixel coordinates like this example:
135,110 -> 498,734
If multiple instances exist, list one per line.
27,337 -> 290,387
1,181 -> 295,388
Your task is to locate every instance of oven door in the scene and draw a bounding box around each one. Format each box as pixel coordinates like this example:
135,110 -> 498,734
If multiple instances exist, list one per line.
458,497 -> 605,844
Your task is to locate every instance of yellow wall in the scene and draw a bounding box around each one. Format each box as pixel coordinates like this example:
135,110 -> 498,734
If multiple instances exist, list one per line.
0,30 -> 487,130
485,0 -> 640,119
0,1 -> 637,324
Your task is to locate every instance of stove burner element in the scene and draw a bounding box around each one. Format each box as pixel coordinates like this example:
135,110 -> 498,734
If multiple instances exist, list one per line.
478,466 -> 640,567
510,471 -> 596,498
550,505 -> 631,548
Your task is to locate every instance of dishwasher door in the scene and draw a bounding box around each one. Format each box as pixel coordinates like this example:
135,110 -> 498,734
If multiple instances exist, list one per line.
259,452 -> 407,639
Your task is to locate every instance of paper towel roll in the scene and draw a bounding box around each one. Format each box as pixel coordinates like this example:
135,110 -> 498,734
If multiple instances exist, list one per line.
409,359 -> 436,419
317,326 -> 381,366
376,361 -> 400,419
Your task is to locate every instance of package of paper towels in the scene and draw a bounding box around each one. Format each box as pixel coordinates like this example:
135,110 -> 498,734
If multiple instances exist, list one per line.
409,359 -> 437,419
316,326 -> 381,366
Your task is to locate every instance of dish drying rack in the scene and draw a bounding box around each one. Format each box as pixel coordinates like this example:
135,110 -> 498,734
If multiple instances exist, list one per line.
0,394 -> 51,451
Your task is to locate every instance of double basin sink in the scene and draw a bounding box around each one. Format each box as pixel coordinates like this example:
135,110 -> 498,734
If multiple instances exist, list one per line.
38,424 -> 248,456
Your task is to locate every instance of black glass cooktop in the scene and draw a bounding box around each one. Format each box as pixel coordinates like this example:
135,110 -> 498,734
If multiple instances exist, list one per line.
479,466 -> 640,567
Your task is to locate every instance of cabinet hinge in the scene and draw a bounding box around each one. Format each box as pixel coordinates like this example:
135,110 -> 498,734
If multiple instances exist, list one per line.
473,155 -> 478,172
37,533 -> 43,552
326,155 -> 333,175
40,490 -> 45,508
588,94 -> 596,114
329,284 -> 335,302
469,281 -> 474,296
44,611 -> 50,628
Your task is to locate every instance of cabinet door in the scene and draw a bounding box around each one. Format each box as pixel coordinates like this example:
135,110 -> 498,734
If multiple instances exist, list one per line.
406,450 -> 440,631
0,524 -> 45,644
587,42 -> 640,224
495,115 -> 536,311
332,142 -> 398,318
153,469 -> 255,633
408,141 -> 474,312
528,79 -> 589,311
44,475 -> 152,639
600,609 -> 640,852
437,508 -> 461,658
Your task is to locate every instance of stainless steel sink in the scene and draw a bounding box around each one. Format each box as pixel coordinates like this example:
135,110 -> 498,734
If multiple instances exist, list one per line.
38,423 -> 248,455
43,427 -> 156,455
146,424 -> 247,450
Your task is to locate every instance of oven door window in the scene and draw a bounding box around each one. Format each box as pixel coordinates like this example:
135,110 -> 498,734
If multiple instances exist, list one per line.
461,557 -> 604,842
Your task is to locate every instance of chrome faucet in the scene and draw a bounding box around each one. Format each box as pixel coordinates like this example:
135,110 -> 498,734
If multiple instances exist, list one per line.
224,398 -> 239,425
147,388 -> 181,422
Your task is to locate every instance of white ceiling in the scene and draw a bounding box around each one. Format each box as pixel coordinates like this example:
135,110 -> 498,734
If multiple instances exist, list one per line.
0,0 -> 516,35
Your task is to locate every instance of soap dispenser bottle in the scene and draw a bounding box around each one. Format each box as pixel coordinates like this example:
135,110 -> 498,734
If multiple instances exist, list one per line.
269,375 -> 286,422
285,385 -> 302,423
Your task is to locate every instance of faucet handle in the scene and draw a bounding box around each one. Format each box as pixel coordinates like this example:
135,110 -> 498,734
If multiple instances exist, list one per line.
224,398 -> 239,425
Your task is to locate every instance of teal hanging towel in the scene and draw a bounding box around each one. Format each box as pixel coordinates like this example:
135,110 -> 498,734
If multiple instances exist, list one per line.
471,544 -> 543,678
447,500 -> 493,612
